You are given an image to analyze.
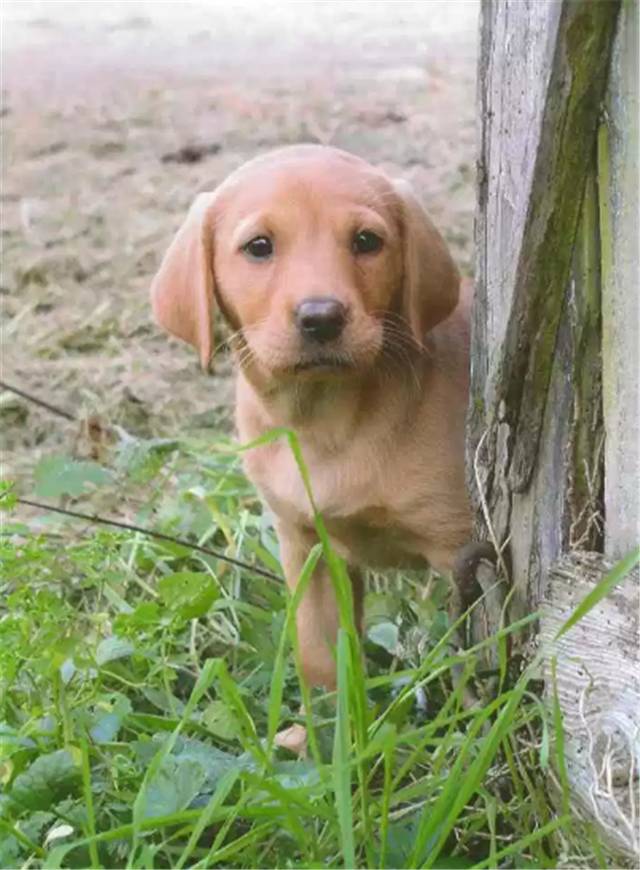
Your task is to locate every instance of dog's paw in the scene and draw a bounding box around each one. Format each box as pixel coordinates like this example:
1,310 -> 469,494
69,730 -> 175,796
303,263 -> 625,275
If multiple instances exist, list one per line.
274,723 -> 308,757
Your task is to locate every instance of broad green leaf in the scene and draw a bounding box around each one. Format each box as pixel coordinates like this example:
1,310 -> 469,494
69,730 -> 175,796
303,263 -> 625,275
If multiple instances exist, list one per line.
96,636 -> 134,665
134,735 -> 252,791
174,768 -> 240,870
377,813 -> 447,868
203,701 -> 239,741
0,722 -> 35,758
0,833 -> 20,867
171,736 -> 255,787
127,601 -> 160,625
142,756 -> 207,819
158,571 -> 219,620
272,761 -> 321,791
34,456 -> 112,498
131,659 -> 221,848
59,658 -> 75,685
90,712 -> 122,744
142,687 -> 185,716
368,621 -> 400,654
10,749 -> 81,811
364,591 -> 402,622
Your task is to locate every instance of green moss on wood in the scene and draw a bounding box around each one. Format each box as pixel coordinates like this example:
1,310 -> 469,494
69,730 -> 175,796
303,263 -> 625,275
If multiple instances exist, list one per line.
502,0 -> 620,493
597,122 -> 613,295
568,170 -> 604,550
597,118 -> 616,432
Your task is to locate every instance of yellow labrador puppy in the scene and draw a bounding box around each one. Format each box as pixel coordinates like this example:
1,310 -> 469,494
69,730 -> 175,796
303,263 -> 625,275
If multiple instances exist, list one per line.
151,145 -> 471,692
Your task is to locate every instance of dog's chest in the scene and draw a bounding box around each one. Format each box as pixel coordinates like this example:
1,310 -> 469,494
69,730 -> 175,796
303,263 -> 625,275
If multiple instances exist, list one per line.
243,438 -> 426,566
244,438 -> 372,522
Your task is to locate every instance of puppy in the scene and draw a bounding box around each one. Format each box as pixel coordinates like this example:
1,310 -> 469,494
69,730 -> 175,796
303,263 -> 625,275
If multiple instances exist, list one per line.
151,145 -> 472,690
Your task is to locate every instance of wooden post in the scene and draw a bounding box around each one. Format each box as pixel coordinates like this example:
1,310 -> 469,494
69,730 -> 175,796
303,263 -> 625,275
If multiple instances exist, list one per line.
472,0 -> 638,860
599,0 -> 640,560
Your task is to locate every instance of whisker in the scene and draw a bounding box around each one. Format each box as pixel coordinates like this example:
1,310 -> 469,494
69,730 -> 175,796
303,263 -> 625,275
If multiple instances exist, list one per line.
381,343 -> 421,392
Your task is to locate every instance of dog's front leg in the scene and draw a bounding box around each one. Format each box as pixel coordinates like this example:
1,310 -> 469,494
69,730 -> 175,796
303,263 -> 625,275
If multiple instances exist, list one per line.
274,522 -> 364,756
276,521 -> 342,690
276,520 -> 365,686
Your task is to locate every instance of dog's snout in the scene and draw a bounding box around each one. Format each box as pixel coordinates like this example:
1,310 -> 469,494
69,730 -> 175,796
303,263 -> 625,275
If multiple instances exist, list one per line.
295,297 -> 346,343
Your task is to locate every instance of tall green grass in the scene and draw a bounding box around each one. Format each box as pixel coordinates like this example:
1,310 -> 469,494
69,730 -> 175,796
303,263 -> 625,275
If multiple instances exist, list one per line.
1,432 -> 635,868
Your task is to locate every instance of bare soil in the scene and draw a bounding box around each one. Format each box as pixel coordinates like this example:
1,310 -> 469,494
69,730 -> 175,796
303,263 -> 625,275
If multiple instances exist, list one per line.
1,1 -> 478,481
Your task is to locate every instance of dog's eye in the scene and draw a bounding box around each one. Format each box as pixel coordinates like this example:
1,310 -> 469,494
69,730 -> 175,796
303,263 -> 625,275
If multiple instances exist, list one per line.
352,230 -> 384,255
243,236 -> 273,260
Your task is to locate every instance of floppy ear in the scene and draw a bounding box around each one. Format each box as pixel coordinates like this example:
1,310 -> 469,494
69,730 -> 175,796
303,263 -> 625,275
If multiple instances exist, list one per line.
150,192 -> 219,371
394,179 -> 460,343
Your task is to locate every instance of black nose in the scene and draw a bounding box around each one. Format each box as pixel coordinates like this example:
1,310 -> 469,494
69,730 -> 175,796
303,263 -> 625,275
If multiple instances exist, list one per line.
295,297 -> 347,343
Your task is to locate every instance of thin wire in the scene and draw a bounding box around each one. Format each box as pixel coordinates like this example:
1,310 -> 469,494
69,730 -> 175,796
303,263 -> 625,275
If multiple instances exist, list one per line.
3,382 -> 282,580
16,497 -> 283,583
0,380 -> 76,422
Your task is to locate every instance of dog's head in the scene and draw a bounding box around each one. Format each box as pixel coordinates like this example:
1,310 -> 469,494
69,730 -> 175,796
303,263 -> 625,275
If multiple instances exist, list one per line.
151,145 -> 459,381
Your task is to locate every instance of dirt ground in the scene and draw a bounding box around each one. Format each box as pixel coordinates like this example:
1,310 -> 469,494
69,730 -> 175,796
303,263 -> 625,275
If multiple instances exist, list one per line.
1,1 -> 478,482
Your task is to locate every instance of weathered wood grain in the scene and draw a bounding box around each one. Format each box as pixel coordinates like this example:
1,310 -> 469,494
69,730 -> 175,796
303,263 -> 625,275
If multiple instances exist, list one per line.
474,0 -> 561,393
599,1 -> 640,559
472,0 -> 638,859
540,552 -> 639,862
471,0 -> 619,610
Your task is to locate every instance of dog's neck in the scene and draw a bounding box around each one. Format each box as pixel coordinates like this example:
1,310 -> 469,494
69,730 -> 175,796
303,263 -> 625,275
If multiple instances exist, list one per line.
268,376 -> 370,430
236,356 -> 424,451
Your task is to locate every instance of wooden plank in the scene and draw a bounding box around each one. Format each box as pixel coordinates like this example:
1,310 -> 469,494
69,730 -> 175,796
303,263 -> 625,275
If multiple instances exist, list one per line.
504,167 -> 606,611
470,0 -> 619,609
474,0 -> 561,389
472,2 -> 636,858
599,1 -> 640,559
540,552 -> 639,862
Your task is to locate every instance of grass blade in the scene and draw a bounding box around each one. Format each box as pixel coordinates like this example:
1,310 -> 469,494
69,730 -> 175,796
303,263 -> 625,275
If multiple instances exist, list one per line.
471,813 -> 570,868
550,656 -> 570,817
333,629 -> 356,869
79,737 -> 100,869
266,544 -> 322,752
131,658 -> 219,855
554,546 -> 640,639
413,670 -> 533,867
174,768 -> 240,869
